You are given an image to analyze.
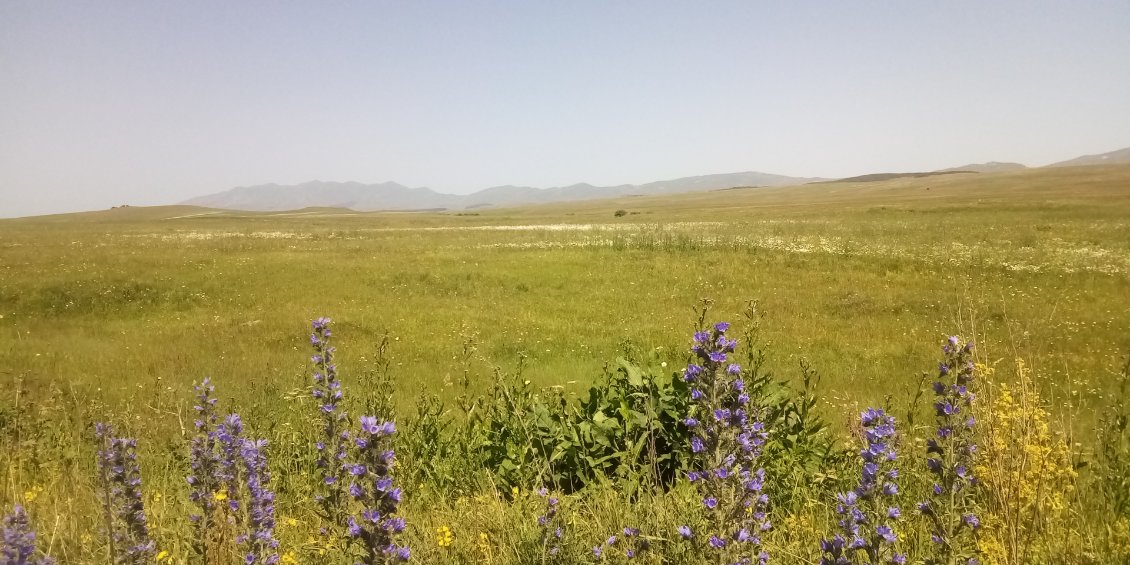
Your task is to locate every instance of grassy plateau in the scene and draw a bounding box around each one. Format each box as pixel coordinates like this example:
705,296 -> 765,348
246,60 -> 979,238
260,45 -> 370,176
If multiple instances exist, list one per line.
2,164 -> 1129,564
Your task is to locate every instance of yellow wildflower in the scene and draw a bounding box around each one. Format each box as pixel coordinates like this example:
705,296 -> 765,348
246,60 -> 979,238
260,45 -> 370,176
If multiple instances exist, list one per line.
436,525 -> 454,547
213,491 -> 228,502
285,517 -> 299,528
23,485 -> 43,503
477,532 -> 492,560
155,550 -> 170,562
281,551 -> 299,564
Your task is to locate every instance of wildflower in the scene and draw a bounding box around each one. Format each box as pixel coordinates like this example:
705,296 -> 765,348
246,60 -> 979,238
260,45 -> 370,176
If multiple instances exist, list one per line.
215,413 -> 245,515
593,526 -> 649,561
477,532 -> 492,558
239,438 -> 279,564
21,486 -> 43,504
2,505 -> 55,565
819,408 -> 905,565
311,317 -> 350,524
96,423 -> 156,564
919,337 -> 980,564
346,412 -> 409,563
186,377 -> 222,552
436,525 -> 453,548
535,488 -> 564,557
678,321 -> 770,564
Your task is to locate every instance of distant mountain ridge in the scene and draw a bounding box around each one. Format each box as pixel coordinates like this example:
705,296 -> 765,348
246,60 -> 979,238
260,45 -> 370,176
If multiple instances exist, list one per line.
182,147 -> 1130,212
182,171 -> 823,212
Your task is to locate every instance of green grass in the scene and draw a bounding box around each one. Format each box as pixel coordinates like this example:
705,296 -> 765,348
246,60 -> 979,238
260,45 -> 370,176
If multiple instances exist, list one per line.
2,165 -> 1127,418
2,164 -> 1129,563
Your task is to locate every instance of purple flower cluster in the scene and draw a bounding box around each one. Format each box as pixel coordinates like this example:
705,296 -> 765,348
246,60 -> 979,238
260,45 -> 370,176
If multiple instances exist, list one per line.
238,438 -> 280,564
95,423 -> 156,564
592,527 -> 649,560
311,317 -> 351,522
346,415 -> 409,564
918,337 -> 980,564
187,378 -> 221,524
2,505 -> 55,565
216,413 -> 246,515
820,408 -> 905,565
678,321 -> 770,565
535,488 -> 563,558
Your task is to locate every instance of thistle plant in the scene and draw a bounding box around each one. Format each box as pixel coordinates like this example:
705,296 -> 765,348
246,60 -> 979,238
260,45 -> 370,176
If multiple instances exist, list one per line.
311,317 -> 351,524
678,321 -> 771,565
535,488 -> 563,561
819,408 -> 905,565
918,337 -> 980,564
2,505 -> 55,565
346,415 -> 409,563
238,438 -> 280,565
95,423 -> 156,564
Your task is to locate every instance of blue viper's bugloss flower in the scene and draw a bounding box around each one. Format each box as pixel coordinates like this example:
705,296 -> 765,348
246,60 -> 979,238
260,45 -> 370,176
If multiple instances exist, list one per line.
310,317 -> 351,524
239,439 -> 280,565
535,488 -> 564,558
347,415 -> 409,564
593,526 -> 649,561
95,423 -> 156,564
2,505 -> 55,565
677,321 -> 771,565
819,408 -> 905,565
216,413 -> 245,514
187,378 -> 221,524
919,337 -> 981,564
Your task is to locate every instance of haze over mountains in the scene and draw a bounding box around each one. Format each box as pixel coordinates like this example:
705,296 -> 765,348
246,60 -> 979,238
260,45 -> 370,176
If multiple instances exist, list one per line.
182,147 -> 1130,213
183,172 -> 824,212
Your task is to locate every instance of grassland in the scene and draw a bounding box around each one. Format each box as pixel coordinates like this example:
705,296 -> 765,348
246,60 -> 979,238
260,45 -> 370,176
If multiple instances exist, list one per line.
3,165 -> 1127,416
2,164 -> 1129,563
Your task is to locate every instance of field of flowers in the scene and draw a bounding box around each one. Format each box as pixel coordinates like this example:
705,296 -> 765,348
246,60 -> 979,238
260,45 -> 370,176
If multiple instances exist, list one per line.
2,165 -> 1129,563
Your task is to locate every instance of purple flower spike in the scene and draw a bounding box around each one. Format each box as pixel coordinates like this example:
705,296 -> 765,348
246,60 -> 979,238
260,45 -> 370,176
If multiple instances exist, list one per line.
309,317 -> 350,523
2,505 -> 55,565
95,423 -> 156,564
819,408 -> 903,565
679,320 -> 770,562
349,409 -> 408,564
239,439 -> 279,565
535,487 -> 565,558
919,337 -> 980,563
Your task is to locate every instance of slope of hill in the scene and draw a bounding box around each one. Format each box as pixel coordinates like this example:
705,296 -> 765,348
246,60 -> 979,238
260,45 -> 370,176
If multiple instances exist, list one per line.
816,171 -> 975,184
939,161 -> 1027,173
1047,147 -> 1130,167
182,172 -> 823,212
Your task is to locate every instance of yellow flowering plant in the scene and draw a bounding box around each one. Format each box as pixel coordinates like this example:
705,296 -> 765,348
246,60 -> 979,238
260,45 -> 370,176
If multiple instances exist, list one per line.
974,359 -> 1081,564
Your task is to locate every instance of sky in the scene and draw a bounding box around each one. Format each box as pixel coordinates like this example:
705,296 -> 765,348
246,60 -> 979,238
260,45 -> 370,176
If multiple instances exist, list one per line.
2,1 -> 1129,217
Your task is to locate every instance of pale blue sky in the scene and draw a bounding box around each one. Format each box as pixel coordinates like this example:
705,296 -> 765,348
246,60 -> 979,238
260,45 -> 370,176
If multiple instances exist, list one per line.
2,1 -> 1128,217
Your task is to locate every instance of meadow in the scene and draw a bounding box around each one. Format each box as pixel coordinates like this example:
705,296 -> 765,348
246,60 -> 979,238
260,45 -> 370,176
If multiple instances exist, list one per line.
2,164 -> 1129,564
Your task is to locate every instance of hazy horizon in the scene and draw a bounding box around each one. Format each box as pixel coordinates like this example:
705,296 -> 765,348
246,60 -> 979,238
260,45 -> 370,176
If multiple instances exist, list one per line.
3,1 -> 1129,218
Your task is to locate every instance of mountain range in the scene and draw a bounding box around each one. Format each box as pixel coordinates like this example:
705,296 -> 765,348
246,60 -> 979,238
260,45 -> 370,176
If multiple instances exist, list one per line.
182,147 -> 1130,212
182,171 -> 824,212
